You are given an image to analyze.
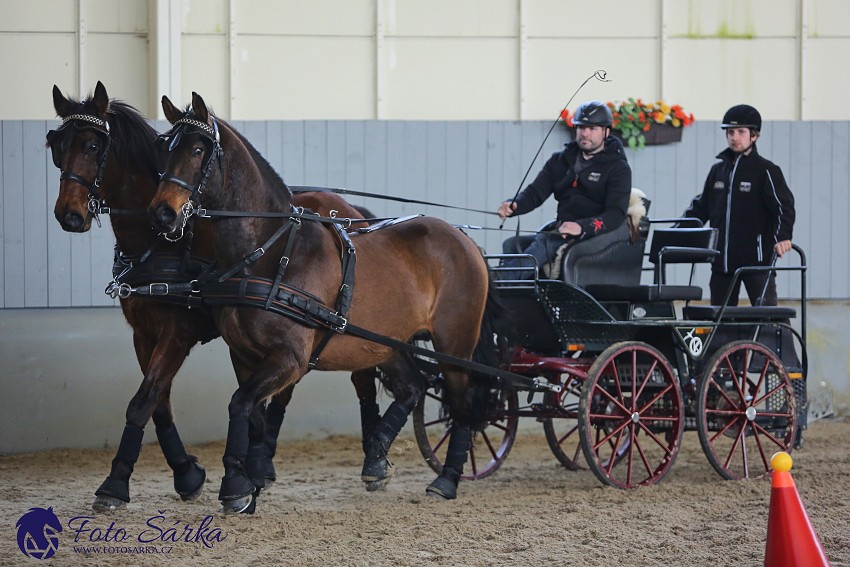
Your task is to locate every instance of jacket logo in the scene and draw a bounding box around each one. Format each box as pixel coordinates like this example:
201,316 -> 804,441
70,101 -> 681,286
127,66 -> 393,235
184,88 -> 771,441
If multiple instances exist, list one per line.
591,218 -> 604,232
588,172 -> 601,182
739,181 -> 752,192
713,181 -> 725,189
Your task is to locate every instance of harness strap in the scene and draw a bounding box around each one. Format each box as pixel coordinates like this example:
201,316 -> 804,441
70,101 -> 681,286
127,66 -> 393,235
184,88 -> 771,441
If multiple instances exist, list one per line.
202,277 -> 346,331
265,218 -> 303,310
216,217 -> 300,282
308,224 -> 357,369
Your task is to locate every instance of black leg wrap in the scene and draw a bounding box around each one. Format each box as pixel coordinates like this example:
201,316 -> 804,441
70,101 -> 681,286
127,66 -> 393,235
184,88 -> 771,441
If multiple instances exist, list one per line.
361,401 -> 410,481
115,423 -> 145,465
262,402 -> 286,482
95,424 -> 145,503
156,423 -> 193,471
156,424 -> 205,500
426,425 -> 472,500
359,400 -> 381,453
263,401 -> 287,459
372,400 -> 411,444
245,443 -> 267,489
220,419 -> 254,502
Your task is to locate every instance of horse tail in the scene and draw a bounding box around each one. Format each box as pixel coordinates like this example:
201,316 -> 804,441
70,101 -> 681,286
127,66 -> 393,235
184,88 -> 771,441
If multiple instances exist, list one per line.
466,272 -> 516,430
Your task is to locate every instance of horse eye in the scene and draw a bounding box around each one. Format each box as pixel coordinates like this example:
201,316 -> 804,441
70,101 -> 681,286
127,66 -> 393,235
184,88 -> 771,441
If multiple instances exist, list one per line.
192,146 -> 205,157
87,142 -> 100,154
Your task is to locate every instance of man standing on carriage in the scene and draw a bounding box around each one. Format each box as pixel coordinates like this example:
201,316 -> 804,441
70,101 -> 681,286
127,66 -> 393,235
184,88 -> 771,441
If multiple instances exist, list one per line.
681,104 -> 796,306
496,100 -> 632,279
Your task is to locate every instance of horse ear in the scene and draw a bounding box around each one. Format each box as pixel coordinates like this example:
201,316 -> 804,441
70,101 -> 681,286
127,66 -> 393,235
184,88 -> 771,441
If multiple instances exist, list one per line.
52,85 -> 74,118
161,95 -> 181,124
191,92 -> 209,121
92,81 -> 109,116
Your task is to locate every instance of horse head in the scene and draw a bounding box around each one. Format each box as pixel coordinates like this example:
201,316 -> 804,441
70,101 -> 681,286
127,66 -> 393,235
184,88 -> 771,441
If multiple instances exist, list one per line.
48,81 -> 160,233
48,81 -> 113,232
150,92 -> 226,240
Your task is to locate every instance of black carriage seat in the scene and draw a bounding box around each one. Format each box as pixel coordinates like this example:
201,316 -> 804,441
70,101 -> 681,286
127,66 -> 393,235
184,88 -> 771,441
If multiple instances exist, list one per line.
682,304 -> 796,322
584,227 -> 719,302
555,221 -> 647,287
548,190 -> 650,288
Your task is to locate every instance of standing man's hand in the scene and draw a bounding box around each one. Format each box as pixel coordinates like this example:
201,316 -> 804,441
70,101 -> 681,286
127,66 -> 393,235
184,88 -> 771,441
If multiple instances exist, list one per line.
774,240 -> 792,257
497,201 -> 518,220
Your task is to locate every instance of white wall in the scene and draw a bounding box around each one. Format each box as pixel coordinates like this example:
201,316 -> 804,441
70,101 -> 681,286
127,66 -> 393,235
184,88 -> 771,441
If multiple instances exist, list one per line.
2,0 -> 849,121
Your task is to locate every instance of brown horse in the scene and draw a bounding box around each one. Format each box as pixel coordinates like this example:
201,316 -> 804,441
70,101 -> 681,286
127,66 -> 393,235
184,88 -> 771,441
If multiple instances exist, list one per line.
149,92 -> 494,511
49,82 -> 384,512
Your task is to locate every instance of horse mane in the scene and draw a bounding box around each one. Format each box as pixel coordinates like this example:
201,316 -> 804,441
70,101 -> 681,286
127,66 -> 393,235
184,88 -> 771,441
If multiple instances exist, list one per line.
105,100 -> 161,180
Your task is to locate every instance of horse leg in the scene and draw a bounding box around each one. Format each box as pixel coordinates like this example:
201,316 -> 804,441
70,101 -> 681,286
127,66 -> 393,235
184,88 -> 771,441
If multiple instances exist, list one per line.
353,368 -> 381,457
258,386 -> 294,483
93,335 -> 196,511
424,366 -> 476,500
152,403 -> 206,501
220,352 -> 299,515
425,424 -> 472,500
361,357 -> 423,491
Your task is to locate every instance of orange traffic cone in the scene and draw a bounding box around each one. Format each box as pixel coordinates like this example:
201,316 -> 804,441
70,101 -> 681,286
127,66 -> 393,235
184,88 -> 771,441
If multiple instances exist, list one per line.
764,451 -> 831,567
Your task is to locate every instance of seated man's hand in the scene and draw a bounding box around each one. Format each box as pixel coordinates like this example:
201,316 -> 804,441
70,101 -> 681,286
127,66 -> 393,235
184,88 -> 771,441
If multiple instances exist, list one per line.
497,201 -> 518,220
558,221 -> 582,238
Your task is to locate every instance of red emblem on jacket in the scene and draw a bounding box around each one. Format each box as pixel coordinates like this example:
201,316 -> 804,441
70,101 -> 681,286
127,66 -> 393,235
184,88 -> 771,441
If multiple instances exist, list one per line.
591,218 -> 604,233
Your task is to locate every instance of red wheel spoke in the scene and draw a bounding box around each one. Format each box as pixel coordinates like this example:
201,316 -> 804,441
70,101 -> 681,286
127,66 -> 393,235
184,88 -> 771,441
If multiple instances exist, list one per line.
591,383 -> 631,416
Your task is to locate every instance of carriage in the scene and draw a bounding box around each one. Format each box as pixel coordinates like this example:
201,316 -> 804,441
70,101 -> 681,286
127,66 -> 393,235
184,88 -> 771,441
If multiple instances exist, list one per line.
413,216 -> 808,489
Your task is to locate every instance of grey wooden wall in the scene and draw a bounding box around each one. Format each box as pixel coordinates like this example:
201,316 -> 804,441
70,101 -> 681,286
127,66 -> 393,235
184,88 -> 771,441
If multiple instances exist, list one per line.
1,119 -> 847,308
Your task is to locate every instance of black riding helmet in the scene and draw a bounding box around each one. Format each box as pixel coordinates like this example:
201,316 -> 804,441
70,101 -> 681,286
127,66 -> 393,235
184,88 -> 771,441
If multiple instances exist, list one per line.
573,101 -> 613,128
721,104 -> 762,132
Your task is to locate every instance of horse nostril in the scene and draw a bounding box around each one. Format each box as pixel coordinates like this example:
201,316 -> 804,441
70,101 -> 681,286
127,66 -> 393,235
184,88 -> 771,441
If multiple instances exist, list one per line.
63,212 -> 83,230
155,204 -> 177,226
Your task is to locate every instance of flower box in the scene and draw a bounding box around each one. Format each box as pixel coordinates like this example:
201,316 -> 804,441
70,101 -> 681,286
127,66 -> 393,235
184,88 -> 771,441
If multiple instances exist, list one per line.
561,99 -> 694,149
613,122 -> 683,146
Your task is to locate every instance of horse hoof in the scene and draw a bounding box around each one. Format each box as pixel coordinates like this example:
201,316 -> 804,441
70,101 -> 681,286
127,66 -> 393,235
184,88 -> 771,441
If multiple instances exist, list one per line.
364,476 -> 393,492
361,458 -> 394,490
220,494 -> 254,515
425,477 -> 457,500
92,495 -> 127,512
176,462 -> 206,501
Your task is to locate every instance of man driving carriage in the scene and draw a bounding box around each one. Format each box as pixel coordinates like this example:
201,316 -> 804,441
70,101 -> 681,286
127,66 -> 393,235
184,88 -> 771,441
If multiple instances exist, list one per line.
496,100 -> 632,279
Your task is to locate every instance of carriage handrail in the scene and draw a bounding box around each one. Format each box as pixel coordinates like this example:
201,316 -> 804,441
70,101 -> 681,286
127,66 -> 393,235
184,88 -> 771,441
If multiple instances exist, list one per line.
647,217 -> 705,227
712,244 -> 807,339
486,253 -> 541,285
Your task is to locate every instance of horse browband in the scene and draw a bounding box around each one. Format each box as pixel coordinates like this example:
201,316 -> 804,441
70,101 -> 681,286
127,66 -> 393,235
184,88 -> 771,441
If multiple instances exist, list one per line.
62,113 -> 110,133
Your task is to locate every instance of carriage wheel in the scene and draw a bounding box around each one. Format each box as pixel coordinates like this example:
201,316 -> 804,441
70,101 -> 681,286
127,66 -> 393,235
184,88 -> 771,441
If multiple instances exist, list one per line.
578,342 -> 683,489
413,384 -> 519,480
542,374 -> 586,471
696,340 -> 797,480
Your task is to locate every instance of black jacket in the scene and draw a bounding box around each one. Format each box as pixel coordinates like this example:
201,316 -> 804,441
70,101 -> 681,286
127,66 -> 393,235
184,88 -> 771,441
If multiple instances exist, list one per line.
684,144 -> 795,273
508,136 -> 631,239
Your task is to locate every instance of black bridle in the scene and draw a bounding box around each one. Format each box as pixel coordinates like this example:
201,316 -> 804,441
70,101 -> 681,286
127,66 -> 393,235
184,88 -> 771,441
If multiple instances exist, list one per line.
47,113 -> 113,227
156,115 -> 224,240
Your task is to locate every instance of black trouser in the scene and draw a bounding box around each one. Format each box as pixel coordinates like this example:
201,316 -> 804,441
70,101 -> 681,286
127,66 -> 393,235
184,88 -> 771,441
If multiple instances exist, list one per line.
500,231 -> 566,279
709,270 -> 777,306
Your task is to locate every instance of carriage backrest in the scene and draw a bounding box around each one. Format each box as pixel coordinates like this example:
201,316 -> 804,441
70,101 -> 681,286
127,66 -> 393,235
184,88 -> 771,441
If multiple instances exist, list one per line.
648,227 -> 719,285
